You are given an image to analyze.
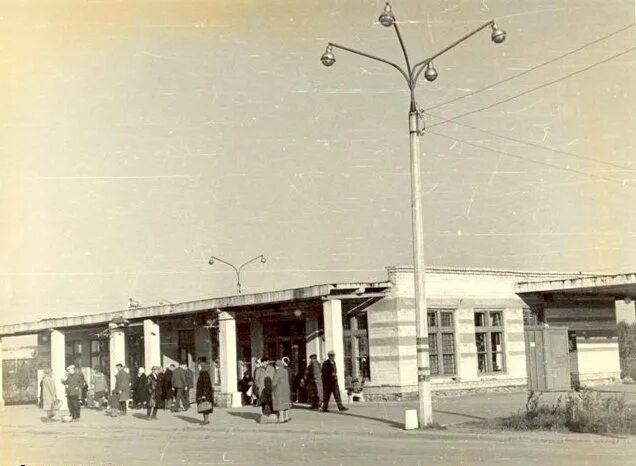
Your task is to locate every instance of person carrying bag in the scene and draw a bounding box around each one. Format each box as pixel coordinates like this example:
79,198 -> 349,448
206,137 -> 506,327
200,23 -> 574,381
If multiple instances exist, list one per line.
196,357 -> 214,425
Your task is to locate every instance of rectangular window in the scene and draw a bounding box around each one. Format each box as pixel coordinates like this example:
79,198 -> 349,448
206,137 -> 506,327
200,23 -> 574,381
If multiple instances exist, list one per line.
475,310 -> 505,374
427,309 -> 456,376
428,334 -> 439,375
522,308 -> 538,326
66,340 -> 85,368
343,313 -> 371,382
178,330 -> 195,366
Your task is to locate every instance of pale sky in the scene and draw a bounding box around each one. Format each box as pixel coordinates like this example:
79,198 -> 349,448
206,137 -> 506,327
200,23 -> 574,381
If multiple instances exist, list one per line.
1,0 -> 635,331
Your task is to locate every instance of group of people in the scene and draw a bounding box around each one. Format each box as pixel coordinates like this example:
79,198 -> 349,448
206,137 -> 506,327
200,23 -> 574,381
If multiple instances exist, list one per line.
307,350 -> 349,412
251,356 -> 293,423
137,358 -> 214,425
39,351 -> 349,426
39,364 -> 87,422
243,350 -> 348,423
39,358 -> 216,426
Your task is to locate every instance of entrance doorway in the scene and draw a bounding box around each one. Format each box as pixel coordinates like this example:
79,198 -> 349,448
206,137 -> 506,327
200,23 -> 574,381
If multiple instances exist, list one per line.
263,319 -> 307,378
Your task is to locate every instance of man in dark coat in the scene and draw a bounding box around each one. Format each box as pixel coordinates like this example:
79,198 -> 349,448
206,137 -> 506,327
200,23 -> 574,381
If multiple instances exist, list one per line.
172,362 -> 189,411
321,351 -> 348,412
305,354 -> 323,409
114,363 -> 131,415
185,364 -> 194,408
146,366 -> 162,420
162,364 -> 174,410
62,364 -> 84,421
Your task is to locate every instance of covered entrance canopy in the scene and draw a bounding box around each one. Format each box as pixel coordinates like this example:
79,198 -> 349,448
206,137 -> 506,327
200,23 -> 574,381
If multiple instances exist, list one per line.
0,279 -> 391,408
516,273 -> 636,305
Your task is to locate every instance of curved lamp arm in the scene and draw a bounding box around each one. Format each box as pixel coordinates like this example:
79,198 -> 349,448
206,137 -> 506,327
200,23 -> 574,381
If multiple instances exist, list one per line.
328,42 -> 411,86
208,256 -> 239,274
238,254 -> 267,273
411,20 -> 496,84
392,23 -> 413,78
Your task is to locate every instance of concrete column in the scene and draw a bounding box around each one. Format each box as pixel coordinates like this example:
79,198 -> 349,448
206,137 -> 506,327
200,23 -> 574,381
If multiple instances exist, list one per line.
305,313 -> 322,361
615,298 -> 636,324
350,316 -> 360,380
143,319 -> 161,370
50,329 -> 68,411
109,327 -> 126,391
322,299 -> 346,398
0,338 -> 4,410
218,311 -> 241,407
250,318 -> 263,376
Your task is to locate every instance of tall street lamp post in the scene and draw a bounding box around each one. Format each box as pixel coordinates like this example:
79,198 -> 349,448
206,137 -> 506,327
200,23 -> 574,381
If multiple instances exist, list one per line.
320,3 -> 505,428
208,254 -> 267,294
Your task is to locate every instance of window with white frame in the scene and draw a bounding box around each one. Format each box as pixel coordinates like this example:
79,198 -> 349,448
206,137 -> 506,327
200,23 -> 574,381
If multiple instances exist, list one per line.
427,309 -> 456,376
474,310 -> 505,374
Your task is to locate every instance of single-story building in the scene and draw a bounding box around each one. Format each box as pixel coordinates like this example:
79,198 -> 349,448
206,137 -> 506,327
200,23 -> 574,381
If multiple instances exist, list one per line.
0,266 -> 633,409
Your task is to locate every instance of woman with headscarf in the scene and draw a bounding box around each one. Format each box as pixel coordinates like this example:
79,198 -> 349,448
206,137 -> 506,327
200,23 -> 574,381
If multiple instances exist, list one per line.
41,369 -> 58,421
272,359 -> 292,423
195,357 -> 214,425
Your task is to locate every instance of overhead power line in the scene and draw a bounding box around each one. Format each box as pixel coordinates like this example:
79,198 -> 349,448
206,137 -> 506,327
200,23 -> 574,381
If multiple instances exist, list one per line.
427,45 -> 636,129
424,22 -> 636,112
426,114 -> 635,172
427,130 -> 633,186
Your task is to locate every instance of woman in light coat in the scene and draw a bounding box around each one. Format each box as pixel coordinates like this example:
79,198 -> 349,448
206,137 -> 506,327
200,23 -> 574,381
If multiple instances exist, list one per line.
41,369 -> 58,421
272,360 -> 292,423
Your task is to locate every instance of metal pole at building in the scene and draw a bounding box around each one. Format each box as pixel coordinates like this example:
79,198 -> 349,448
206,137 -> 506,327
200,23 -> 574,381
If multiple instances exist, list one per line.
320,3 -> 506,428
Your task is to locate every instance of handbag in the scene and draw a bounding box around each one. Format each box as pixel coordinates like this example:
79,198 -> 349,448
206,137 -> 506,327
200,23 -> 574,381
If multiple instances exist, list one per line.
197,400 -> 213,413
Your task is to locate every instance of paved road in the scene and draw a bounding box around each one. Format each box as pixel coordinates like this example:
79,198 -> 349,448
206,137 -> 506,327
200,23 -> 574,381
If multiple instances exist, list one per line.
1,387 -> 634,465
1,424 -> 632,466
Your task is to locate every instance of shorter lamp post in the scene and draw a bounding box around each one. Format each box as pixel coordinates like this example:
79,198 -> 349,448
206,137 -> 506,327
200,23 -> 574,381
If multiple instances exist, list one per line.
208,254 -> 267,294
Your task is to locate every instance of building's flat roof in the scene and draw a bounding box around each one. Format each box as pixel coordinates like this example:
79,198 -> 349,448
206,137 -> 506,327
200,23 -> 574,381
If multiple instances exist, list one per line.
388,265 -> 592,279
0,281 -> 391,337
515,273 -> 636,297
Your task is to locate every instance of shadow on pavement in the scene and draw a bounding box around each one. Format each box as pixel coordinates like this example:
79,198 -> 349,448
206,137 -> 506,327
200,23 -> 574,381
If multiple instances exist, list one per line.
132,413 -> 151,421
434,410 -> 486,421
175,414 -> 202,425
292,404 -> 320,411
336,411 -> 403,430
227,411 -> 261,423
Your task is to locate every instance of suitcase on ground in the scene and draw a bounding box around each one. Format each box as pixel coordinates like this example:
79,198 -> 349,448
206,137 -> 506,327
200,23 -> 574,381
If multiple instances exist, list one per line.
108,394 -> 120,417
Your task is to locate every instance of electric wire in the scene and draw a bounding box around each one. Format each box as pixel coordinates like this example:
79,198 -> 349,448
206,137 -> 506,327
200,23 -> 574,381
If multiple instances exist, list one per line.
424,22 -> 636,112
426,114 -> 635,172
427,45 -> 636,129
427,130 -> 633,187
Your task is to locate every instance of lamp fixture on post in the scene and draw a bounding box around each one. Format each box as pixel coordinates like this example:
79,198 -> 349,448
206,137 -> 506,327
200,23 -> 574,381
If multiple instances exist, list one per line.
208,254 -> 267,294
319,2 -> 506,428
